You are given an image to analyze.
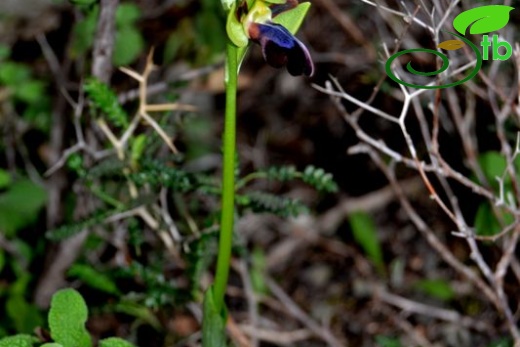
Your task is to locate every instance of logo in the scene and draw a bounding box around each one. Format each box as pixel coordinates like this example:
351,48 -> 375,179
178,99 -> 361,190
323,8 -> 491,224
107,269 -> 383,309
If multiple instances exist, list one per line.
385,5 -> 514,89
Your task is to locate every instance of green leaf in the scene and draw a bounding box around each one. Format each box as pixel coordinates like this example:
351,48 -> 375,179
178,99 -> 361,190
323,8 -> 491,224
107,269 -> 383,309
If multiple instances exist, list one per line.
102,3 -> 147,65
84,78 -> 128,128
0,334 -> 37,347
40,344 -> 64,347
48,288 -> 92,347
14,240 -> 35,265
348,211 -> 384,272
486,338 -> 513,347
68,263 -> 120,295
114,301 -> 161,330
46,208 -> 117,241
474,203 -> 499,236
453,5 -> 514,35
272,2 -> 311,35
237,191 -> 308,217
474,202 -> 513,236
0,44 -> 11,61
115,3 -> 141,26
0,62 -> 31,86
202,286 -> 227,347
99,337 -> 136,347
67,153 -> 86,176
264,165 -> 298,181
301,165 -> 338,193
196,10 -> 227,56
9,271 -> 31,295
163,29 -> 186,64
375,335 -> 402,347
0,249 -> 4,273
0,179 -> 47,237
22,96 -> 52,132
0,169 -> 12,189
113,26 -> 145,66
250,247 -> 268,295
6,294 -> 44,333
131,134 -> 147,166
414,279 -> 455,301
15,80 -> 45,103
70,7 -> 98,57
70,0 -> 97,5
478,151 -> 507,186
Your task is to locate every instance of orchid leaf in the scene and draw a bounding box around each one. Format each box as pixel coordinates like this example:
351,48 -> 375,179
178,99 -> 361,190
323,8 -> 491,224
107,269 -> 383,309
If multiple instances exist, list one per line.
272,2 -> 311,35
453,5 -> 514,35
202,286 -> 227,347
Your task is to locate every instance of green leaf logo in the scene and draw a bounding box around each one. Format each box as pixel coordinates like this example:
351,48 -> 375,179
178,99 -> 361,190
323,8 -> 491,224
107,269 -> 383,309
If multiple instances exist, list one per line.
453,5 -> 514,35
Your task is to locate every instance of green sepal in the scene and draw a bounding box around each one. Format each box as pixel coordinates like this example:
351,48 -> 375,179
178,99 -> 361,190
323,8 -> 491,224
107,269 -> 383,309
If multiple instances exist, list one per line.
226,2 -> 249,47
272,2 -> 311,34
221,0 -> 235,12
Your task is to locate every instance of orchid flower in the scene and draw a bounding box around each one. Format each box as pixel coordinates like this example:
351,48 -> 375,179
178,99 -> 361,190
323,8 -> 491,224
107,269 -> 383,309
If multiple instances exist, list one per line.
226,0 -> 314,76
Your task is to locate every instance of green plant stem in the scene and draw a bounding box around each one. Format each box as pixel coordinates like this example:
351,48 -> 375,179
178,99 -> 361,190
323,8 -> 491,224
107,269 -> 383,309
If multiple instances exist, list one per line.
235,172 -> 267,190
214,43 -> 238,313
90,186 -> 124,209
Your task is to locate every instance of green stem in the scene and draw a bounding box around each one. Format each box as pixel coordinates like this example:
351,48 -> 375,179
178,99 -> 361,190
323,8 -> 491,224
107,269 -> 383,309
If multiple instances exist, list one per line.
90,186 -> 124,209
214,43 -> 238,313
235,172 -> 267,190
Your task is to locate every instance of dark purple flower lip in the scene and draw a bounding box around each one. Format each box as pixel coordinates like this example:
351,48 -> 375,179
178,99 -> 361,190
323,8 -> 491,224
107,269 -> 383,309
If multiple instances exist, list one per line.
248,22 -> 314,77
